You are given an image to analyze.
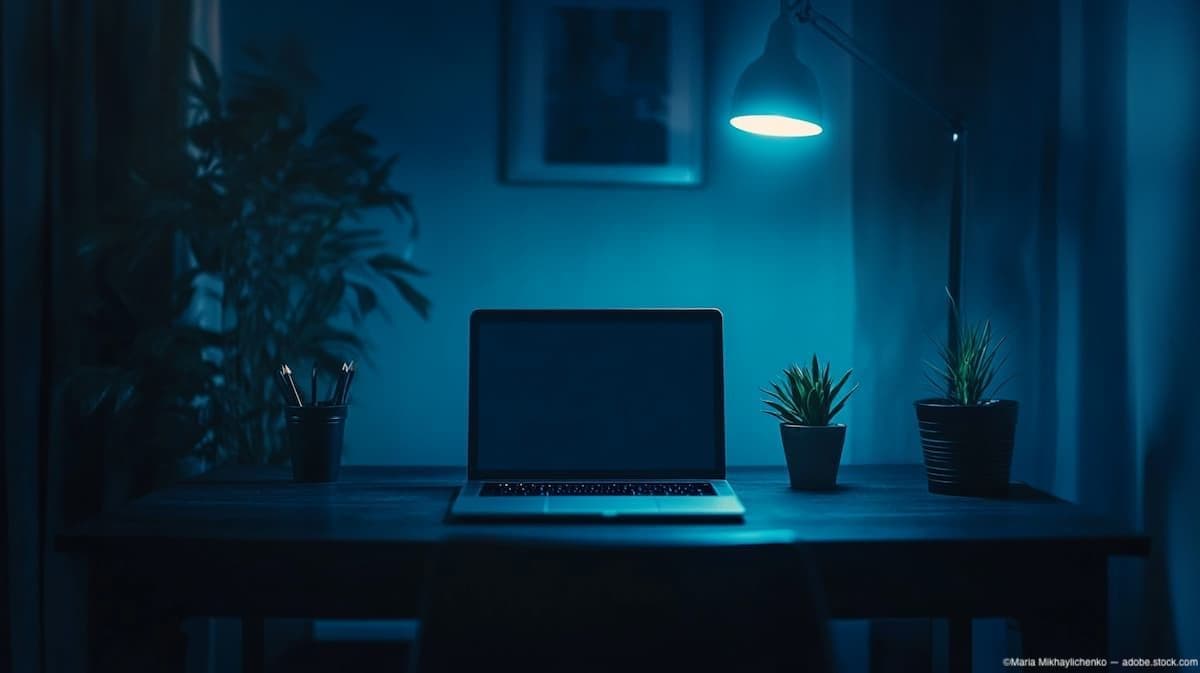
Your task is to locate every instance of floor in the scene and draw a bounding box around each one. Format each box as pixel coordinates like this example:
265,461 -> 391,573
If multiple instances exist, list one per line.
272,641 -> 411,673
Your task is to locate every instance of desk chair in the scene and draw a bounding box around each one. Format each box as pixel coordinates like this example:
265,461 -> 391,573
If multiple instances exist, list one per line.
411,534 -> 833,673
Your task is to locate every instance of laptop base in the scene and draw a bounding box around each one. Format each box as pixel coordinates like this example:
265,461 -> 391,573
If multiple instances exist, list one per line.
449,480 -> 745,521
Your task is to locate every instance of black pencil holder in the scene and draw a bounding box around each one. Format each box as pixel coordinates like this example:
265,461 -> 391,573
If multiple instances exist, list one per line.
285,405 -> 348,483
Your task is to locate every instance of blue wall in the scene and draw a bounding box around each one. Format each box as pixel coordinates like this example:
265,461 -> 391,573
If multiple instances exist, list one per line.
222,0 -> 859,466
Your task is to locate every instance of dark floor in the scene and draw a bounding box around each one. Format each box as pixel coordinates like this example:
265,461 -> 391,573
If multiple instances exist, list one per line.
273,641 -> 411,673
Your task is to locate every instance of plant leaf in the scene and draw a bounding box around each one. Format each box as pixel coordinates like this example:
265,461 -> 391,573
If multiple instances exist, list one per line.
368,253 -> 427,276
828,368 -> 853,401
189,46 -> 221,106
349,282 -> 378,317
763,400 -> 799,423
828,382 -> 860,421
381,272 -> 431,319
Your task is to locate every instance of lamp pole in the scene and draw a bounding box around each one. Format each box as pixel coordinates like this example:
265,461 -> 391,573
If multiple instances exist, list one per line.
793,0 -> 966,346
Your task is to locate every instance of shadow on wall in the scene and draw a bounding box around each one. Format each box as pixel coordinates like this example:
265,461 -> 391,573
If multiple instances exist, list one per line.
848,0 -> 952,467
848,0 -> 1063,478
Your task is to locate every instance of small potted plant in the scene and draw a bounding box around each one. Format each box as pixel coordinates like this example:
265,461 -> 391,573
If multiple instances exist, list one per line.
763,355 -> 859,490
917,301 -> 1018,497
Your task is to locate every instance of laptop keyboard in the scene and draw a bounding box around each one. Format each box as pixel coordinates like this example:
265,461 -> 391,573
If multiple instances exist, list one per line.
480,482 -> 717,496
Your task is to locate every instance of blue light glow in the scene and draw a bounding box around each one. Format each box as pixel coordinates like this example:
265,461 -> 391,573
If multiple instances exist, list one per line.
729,115 -> 823,137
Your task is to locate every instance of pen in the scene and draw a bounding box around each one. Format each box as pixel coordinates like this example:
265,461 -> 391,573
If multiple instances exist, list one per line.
282,364 -> 304,406
339,361 -> 356,405
332,362 -> 348,405
274,368 -> 294,405
327,374 -> 340,405
312,366 -> 318,408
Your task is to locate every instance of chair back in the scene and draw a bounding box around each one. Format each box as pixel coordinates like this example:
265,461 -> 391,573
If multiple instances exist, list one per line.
411,535 -> 832,673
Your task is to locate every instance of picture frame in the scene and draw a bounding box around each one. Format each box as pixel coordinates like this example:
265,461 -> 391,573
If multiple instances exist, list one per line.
503,0 -> 705,187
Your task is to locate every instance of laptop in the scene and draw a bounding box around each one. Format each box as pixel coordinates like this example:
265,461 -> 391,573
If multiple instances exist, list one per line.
450,308 -> 745,520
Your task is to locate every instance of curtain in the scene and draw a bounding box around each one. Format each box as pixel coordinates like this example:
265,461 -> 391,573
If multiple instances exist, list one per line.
3,1 -> 55,670
3,0 -> 194,670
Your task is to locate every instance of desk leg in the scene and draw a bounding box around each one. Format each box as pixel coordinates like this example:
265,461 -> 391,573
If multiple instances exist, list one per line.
869,620 -> 932,672
86,559 -> 187,673
949,617 -> 972,672
243,616 -> 265,673
1018,560 -> 1108,669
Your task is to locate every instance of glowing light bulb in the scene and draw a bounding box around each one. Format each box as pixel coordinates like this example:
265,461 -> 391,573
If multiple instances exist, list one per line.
729,114 -> 823,138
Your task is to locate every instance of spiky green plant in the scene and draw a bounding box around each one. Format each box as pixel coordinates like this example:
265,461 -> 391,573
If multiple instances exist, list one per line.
925,296 -> 1010,405
762,355 -> 859,427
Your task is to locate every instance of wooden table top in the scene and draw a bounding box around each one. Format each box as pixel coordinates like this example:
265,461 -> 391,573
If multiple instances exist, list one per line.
60,464 -> 1149,556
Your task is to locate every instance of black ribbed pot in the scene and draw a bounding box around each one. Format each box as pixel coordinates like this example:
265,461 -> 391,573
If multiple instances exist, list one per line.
914,399 -> 1018,497
780,424 -> 846,491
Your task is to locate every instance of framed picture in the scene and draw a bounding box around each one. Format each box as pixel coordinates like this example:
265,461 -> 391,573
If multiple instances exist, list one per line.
503,0 -> 705,186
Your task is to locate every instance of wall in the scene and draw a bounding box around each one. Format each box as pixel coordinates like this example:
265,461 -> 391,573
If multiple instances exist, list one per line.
222,0 -> 857,466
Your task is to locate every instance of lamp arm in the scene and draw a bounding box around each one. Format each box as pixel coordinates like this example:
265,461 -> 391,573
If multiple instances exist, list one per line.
792,1 -> 963,135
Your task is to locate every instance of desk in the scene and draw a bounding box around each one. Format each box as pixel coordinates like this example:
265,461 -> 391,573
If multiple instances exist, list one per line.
60,465 -> 1147,672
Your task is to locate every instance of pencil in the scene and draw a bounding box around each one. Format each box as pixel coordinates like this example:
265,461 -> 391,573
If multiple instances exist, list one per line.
330,362 -> 346,405
340,361 -> 356,405
274,368 -> 293,405
283,364 -> 303,406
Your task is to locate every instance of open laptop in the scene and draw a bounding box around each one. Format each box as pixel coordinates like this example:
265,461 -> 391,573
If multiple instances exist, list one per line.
450,308 -> 745,520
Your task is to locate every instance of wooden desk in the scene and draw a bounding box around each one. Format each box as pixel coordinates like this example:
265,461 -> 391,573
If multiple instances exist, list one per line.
60,465 -> 1147,672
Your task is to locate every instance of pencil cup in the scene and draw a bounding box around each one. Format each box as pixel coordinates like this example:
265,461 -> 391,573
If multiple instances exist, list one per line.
285,405 -> 348,483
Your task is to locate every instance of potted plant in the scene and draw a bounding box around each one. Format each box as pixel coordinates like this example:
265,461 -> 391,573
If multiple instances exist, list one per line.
763,355 -> 859,490
68,46 -> 430,489
917,303 -> 1017,497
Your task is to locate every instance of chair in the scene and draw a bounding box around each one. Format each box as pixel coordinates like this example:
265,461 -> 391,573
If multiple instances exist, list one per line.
410,534 -> 832,673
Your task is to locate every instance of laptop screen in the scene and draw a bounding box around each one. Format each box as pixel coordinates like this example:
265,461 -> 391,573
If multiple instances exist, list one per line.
468,309 -> 725,479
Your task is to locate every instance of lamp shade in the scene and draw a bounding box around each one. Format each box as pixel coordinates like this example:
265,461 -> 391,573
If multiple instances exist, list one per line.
729,16 -> 823,137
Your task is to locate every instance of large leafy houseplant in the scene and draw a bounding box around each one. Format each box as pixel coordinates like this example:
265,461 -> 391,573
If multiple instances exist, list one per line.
72,46 -> 429,479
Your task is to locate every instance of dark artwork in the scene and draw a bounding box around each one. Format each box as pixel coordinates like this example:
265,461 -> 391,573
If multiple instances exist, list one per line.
543,8 -> 669,165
